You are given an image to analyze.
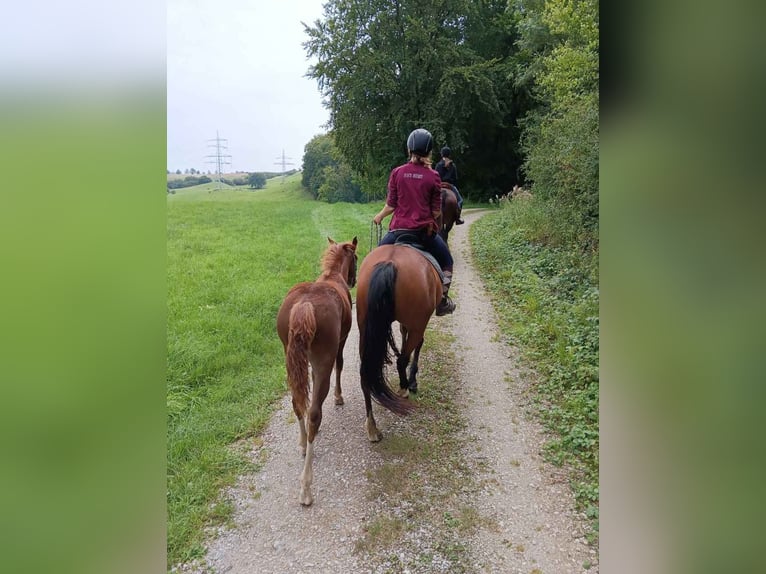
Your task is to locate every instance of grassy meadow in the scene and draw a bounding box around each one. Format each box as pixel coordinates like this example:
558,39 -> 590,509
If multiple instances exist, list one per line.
167,173 -> 378,566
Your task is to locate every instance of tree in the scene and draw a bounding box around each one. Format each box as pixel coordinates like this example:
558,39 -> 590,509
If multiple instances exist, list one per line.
175,169 -> 181,175
302,134 -> 336,198
515,0 -> 599,235
247,172 -> 267,189
303,0 -> 527,200
318,162 -> 363,203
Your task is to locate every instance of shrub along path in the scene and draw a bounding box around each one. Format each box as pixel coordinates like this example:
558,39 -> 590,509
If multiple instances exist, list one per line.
176,210 -> 596,574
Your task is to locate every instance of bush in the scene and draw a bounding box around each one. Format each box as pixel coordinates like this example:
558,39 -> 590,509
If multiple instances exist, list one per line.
317,163 -> 362,203
521,92 -> 599,236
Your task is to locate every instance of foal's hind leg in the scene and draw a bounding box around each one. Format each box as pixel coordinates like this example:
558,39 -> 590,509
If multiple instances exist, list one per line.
299,359 -> 332,506
292,396 -> 308,456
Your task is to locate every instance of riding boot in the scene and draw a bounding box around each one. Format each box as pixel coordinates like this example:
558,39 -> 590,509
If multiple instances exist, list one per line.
435,271 -> 456,316
455,206 -> 465,225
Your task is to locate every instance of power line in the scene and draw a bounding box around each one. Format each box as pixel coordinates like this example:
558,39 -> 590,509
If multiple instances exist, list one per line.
205,131 -> 232,191
274,149 -> 295,184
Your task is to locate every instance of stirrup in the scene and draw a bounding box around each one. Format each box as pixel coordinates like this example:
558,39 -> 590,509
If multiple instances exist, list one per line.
435,296 -> 456,316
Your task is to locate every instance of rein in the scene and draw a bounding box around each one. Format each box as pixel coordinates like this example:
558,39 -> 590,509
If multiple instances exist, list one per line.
370,221 -> 382,252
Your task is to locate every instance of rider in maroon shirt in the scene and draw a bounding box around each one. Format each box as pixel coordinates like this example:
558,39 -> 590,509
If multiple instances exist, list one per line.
386,161 -> 442,232
373,128 -> 456,316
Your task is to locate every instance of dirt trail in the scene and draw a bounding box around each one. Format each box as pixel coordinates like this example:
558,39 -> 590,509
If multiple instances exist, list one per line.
184,209 -> 597,574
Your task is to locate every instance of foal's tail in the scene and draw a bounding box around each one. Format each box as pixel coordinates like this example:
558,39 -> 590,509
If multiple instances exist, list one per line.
360,262 -> 414,416
287,301 -> 316,419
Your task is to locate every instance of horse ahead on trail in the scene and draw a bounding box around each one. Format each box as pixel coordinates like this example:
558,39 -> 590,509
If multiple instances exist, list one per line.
439,183 -> 460,243
356,241 -> 444,441
276,236 -> 358,506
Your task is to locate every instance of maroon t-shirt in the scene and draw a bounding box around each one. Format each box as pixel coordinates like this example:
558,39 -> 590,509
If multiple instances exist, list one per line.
386,162 -> 442,231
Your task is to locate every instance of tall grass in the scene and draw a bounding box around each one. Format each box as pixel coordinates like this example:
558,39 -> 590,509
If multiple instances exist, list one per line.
167,174 -> 378,567
471,198 -> 599,537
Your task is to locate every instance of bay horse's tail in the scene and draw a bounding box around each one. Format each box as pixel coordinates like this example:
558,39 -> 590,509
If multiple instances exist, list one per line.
287,301 -> 316,419
360,262 -> 414,415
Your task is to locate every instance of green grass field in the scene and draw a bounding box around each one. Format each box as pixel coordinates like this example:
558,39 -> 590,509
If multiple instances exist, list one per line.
167,174 -> 378,566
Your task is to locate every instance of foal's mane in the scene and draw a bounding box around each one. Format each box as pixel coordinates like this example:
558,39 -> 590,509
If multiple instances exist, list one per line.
320,242 -> 349,274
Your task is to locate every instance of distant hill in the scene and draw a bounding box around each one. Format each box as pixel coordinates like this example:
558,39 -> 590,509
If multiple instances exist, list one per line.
167,170 -> 299,182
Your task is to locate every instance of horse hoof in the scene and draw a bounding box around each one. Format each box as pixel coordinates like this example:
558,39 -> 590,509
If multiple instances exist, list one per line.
408,385 -> 418,394
368,431 -> 382,443
335,395 -> 344,406
396,387 -> 409,398
299,491 -> 313,506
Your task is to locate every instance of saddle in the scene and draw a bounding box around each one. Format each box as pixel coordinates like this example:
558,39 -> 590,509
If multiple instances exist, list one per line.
393,232 -> 445,283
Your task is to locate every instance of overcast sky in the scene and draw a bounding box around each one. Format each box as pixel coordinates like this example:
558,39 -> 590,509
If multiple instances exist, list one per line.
167,0 -> 329,173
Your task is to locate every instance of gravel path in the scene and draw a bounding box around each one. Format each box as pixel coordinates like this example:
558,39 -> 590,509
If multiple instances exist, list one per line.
182,209 -> 597,574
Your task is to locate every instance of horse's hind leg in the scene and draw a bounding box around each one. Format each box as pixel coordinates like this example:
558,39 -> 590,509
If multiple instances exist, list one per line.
299,359 -> 332,506
334,337 -> 347,405
408,338 -> 425,393
396,352 -> 411,398
358,327 -> 382,442
363,387 -> 382,442
399,330 -> 425,394
395,326 -> 411,397
292,396 -> 308,456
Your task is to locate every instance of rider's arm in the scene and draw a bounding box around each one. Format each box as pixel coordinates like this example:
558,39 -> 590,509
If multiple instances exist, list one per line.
373,204 -> 395,225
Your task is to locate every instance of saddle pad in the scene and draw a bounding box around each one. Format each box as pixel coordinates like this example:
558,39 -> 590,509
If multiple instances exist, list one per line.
396,243 -> 445,283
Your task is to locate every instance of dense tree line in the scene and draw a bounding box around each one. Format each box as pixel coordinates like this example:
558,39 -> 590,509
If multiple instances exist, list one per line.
302,0 -> 598,239
166,172 -> 276,190
167,175 -> 213,189
302,134 -> 363,203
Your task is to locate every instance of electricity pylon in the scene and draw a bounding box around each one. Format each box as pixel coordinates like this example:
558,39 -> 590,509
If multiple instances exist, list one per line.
274,149 -> 294,184
206,131 -> 232,191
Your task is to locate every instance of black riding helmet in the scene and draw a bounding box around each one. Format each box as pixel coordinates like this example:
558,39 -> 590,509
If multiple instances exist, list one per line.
406,128 -> 433,157
440,146 -> 451,158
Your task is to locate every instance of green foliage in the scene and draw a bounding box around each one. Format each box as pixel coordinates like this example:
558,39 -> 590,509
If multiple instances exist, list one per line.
317,161 -> 363,203
303,0 -> 529,199
301,132 -> 363,202
515,0 -> 599,236
301,133 -> 335,198
471,200 -> 598,536
522,91 -> 599,235
167,175 -> 212,189
247,172 -> 267,189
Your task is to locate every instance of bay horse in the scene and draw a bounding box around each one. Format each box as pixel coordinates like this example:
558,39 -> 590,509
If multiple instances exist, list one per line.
276,236 -> 358,505
439,183 -> 459,243
356,243 -> 442,441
